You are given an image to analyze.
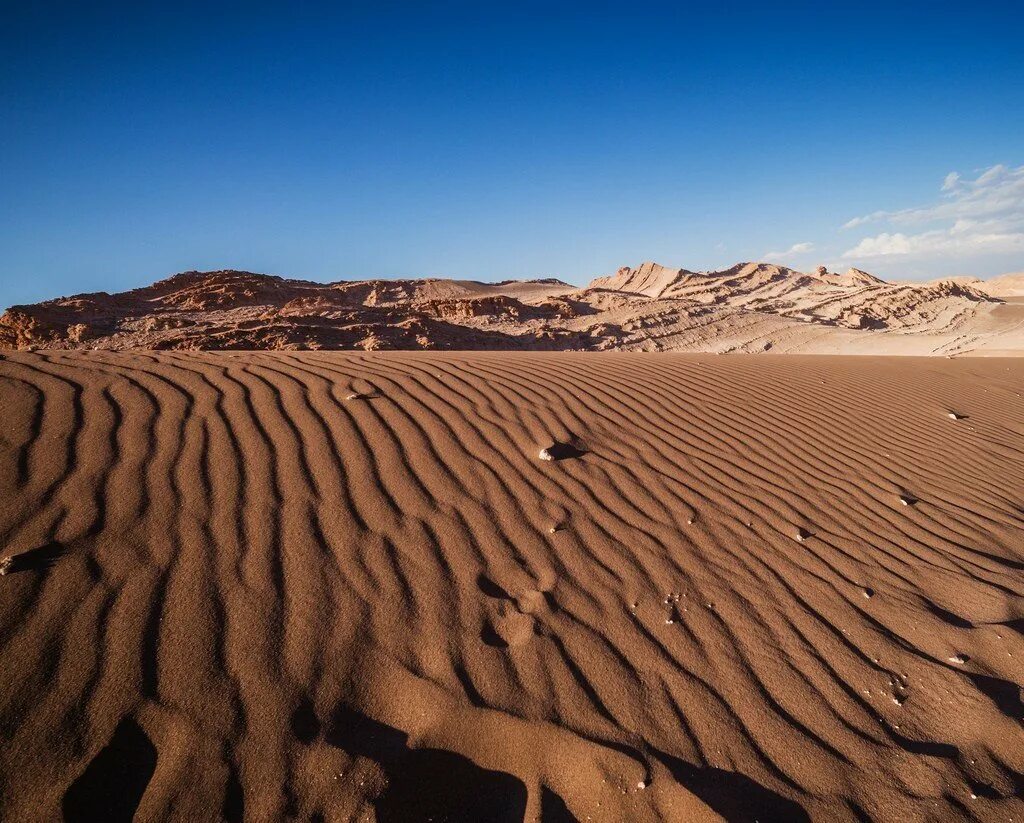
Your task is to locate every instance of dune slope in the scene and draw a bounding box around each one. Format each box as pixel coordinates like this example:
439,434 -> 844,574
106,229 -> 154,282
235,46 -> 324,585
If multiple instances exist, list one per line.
1,351 -> 1023,821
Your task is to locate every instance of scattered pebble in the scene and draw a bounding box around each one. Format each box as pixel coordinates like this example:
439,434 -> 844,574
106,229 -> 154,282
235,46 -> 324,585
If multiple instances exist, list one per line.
947,411 -> 966,420
0,543 -> 66,575
795,527 -> 813,542
863,588 -> 874,599
538,442 -> 586,461
948,654 -> 969,665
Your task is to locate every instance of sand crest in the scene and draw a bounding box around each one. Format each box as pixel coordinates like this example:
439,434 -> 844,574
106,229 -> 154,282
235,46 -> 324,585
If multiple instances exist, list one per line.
1,351 -> 1022,821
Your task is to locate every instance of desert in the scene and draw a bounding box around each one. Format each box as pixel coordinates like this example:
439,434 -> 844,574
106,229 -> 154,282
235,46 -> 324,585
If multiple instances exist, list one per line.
4,3 -> 1024,821
1,348 -> 1022,820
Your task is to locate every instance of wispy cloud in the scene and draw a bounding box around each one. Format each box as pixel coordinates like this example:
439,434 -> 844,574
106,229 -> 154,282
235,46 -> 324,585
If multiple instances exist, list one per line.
764,241 -> 814,261
841,164 -> 1024,260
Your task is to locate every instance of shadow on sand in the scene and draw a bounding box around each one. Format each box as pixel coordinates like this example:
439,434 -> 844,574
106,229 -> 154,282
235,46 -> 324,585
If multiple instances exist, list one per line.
652,747 -> 811,822
63,717 -> 157,823
326,706 -> 529,822
1,541 -> 67,575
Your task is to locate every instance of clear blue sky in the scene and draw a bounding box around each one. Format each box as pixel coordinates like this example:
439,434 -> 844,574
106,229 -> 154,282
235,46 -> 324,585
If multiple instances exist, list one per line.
2,1 -> 1023,306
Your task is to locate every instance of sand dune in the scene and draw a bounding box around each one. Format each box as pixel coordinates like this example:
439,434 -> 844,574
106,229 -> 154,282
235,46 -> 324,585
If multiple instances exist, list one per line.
3,263 -> 1023,355
979,273 -> 1024,298
1,351 -> 1022,821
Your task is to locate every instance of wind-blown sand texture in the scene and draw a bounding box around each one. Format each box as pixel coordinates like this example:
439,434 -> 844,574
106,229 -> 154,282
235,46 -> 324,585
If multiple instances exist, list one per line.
1,351 -> 1022,821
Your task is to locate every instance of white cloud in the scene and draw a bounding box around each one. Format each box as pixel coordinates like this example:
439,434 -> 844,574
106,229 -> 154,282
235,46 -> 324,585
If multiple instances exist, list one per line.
841,164 -> 1024,262
842,212 -> 886,230
975,165 -> 1006,186
764,241 -> 814,260
842,226 -> 1024,260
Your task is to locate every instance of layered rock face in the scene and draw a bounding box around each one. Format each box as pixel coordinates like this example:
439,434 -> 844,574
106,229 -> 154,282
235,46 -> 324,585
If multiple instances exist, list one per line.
0,262 -> 1012,354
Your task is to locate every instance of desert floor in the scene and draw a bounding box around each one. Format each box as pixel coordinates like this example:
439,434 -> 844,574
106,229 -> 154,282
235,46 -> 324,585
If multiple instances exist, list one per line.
1,351 -> 1022,822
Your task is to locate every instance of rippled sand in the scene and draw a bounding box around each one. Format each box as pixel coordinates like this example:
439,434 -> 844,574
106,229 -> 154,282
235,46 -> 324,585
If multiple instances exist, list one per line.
1,351 -> 1022,821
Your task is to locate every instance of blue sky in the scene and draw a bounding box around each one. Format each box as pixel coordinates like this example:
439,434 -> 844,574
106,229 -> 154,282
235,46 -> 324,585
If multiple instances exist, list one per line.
2,1 -> 1023,306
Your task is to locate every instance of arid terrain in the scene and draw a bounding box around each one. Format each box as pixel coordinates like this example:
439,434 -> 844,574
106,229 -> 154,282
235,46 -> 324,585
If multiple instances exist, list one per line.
3,262 -> 1024,356
0,350 -> 1022,821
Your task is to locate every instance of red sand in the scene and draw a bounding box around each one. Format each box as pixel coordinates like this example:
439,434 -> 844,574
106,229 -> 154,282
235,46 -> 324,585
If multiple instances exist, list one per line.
1,351 -> 1023,821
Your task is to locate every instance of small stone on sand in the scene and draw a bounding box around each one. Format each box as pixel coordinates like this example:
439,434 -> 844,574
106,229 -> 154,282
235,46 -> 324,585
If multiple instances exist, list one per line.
538,442 -> 586,461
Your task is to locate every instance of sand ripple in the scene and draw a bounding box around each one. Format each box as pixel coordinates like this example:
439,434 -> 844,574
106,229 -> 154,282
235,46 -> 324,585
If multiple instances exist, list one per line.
1,351 -> 1022,821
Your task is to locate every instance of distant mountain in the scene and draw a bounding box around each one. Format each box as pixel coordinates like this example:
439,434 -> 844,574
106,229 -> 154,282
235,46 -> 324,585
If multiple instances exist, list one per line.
592,261 -> 990,330
978,272 -> 1024,297
0,263 -> 1015,355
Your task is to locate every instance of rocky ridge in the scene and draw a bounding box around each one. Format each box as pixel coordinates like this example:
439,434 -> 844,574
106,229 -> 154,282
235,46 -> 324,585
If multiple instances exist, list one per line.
0,262 -> 1014,355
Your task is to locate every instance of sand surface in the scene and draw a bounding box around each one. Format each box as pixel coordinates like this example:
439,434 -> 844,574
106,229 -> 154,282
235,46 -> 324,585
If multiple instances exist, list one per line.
1,351 -> 1023,821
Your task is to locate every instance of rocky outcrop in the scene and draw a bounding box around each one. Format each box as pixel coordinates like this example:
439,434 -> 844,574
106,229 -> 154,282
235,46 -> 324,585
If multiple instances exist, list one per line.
0,263 -> 1010,354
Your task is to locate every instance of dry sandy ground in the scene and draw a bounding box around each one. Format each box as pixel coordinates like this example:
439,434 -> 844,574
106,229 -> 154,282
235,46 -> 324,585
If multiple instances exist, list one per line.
0,351 -> 1022,822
